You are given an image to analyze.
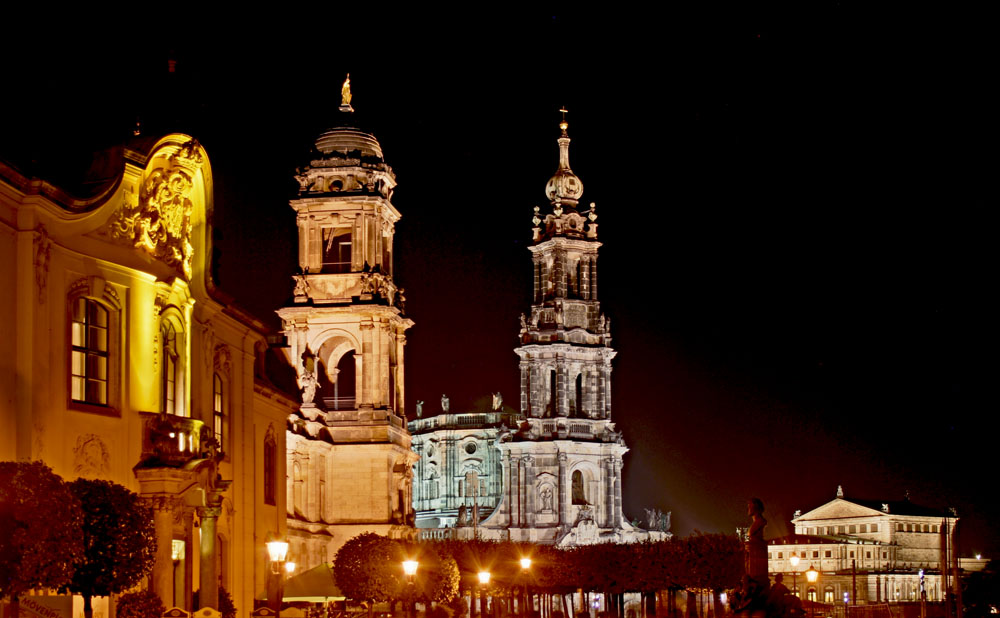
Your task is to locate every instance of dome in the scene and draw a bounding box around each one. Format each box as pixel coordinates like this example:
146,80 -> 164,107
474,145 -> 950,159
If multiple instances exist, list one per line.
314,127 -> 384,161
544,128 -> 583,205
545,168 -> 584,204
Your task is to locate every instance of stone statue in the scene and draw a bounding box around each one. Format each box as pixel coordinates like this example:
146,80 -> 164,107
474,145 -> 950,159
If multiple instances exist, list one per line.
519,313 -> 527,331
299,369 -> 317,404
441,394 -> 450,412
731,497 -> 770,615
416,400 -> 424,418
540,487 -> 553,511
457,504 -> 468,527
293,274 -> 309,297
746,497 -> 768,584
299,352 -> 318,404
659,510 -> 671,533
341,73 -> 352,105
492,392 -> 503,411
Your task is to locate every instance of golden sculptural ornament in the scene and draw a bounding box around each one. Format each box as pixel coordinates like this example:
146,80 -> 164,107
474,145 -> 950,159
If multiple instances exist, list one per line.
109,163 -> 197,279
342,73 -> 352,106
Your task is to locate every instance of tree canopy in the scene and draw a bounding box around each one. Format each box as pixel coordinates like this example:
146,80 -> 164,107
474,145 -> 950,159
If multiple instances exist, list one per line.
334,532 -> 404,604
65,479 -> 157,618
0,461 -> 84,617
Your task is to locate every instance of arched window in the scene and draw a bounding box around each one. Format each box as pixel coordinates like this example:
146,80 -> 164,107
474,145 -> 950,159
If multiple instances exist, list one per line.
71,298 -> 109,405
263,431 -> 276,506
213,373 -> 225,453
161,320 -> 179,415
572,470 -> 587,505
574,373 -> 583,417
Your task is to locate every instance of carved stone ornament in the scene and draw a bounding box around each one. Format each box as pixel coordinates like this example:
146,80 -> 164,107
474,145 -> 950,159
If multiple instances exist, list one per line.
107,141 -> 203,279
73,433 -> 110,478
34,225 -> 51,303
214,343 -> 232,378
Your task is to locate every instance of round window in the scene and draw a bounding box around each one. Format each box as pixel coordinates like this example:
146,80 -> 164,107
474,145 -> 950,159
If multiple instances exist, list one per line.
465,442 -> 477,455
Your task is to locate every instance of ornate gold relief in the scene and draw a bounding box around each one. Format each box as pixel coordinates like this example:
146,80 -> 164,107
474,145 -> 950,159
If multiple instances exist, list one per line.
108,141 -> 203,279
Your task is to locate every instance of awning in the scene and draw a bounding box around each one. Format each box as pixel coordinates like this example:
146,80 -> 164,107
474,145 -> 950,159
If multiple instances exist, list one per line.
283,563 -> 345,602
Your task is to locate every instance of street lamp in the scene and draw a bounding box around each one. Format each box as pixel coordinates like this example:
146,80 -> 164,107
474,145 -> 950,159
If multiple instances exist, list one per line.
789,555 -> 800,597
520,558 -> 532,617
478,571 -> 491,618
403,560 -> 419,618
805,565 -> 819,618
266,541 -> 291,618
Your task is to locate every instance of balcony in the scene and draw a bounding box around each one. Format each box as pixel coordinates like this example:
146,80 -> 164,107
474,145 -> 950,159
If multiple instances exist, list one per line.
136,412 -> 213,468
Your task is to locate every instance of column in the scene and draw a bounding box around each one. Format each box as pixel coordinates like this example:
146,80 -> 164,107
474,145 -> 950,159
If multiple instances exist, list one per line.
604,457 -> 615,527
501,451 -> 512,525
590,256 -> 598,300
519,363 -> 530,415
556,363 -> 567,417
360,320 -> 374,408
198,505 -> 222,609
512,456 -> 522,527
613,457 -> 623,528
150,496 -> 175,609
557,452 -> 568,526
396,334 -> 406,415
524,456 -> 536,528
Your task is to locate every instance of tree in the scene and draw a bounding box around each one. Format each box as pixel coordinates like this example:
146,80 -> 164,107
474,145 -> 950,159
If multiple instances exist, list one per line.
65,479 -> 157,618
334,533 -> 403,617
117,590 -> 166,618
964,560 -> 1000,618
0,461 -> 84,618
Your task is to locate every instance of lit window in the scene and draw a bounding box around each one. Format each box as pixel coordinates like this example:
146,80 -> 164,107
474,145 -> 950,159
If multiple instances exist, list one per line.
849,525 -> 856,533
871,524 -> 878,532
860,524 -> 867,533
849,551 -> 854,558
71,298 -> 109,405
161,321 -> 179,414
213,373 -> 225,453
813,551 -> 819,558
778,552 -> 783,559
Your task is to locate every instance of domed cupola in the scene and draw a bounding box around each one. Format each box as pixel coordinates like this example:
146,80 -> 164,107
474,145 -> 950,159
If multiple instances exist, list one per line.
543,112 -> 583,207
295,75 -> 396,199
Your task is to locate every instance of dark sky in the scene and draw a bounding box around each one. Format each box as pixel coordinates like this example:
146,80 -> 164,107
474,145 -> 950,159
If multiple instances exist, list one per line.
3,7 -> 995,554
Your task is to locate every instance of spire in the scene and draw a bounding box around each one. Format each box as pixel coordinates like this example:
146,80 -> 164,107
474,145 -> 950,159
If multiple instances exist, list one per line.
340,74 -> 354,113
544,108 -> 583,206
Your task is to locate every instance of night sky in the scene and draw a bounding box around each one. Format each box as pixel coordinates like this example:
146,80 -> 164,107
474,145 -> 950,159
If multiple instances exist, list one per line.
3,8 -> 995,554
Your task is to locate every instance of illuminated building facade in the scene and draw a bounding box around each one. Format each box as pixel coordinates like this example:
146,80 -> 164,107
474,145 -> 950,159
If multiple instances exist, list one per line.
276,92 -> 418,570
767,486 -> 961,603
409,402 -> 522,532
0,136 -> 294,615
412,117 -> 665,546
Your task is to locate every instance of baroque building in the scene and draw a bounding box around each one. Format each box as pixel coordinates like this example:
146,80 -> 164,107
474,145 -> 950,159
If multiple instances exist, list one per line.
412,116 -> 665,546
766,486 -> 967,603
0,135 -> 294,616
276,86 -> 418,571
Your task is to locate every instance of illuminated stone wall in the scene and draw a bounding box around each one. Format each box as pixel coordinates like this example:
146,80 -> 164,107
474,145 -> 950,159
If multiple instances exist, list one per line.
0,137 -> 293,616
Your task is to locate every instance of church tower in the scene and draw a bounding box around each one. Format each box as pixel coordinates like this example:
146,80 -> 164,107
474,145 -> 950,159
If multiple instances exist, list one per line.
277,78 -> 417,567
481,114 -> 653,545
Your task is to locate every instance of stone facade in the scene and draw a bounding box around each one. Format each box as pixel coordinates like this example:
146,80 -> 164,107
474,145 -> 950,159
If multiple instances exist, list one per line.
409,406 -> 523,531
277,96 -> 418,570
767,487 -> 961,603
0,136 -> 294,615
412,117 -> 666,546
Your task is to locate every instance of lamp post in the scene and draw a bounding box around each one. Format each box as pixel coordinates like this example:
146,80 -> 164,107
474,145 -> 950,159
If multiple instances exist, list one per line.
403,560 -> 419,618
478,571 -> 491,618
520,558 -> 531,617
266,540 -> 290,618
789,555 -> 800,597
805,565 -> 819,618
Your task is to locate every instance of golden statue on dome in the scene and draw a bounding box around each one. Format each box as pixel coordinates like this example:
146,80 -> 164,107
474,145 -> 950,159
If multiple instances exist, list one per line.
341,74 -> 352,106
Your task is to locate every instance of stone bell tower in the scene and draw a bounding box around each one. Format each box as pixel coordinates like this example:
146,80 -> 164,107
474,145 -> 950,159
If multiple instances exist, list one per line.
481,112 -> 653,546
277,78 -> 417,566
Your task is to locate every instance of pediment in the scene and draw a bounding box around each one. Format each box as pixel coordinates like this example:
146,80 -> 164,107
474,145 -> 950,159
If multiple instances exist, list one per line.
794,499 -> 887,522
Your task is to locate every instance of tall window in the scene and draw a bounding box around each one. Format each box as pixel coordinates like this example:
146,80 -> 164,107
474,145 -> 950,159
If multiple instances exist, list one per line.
161,321 -> 179,414
71,298 -> 109,405
263,433 -> 276,506
213,373 -> 225,453
572,470 -> 586,504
